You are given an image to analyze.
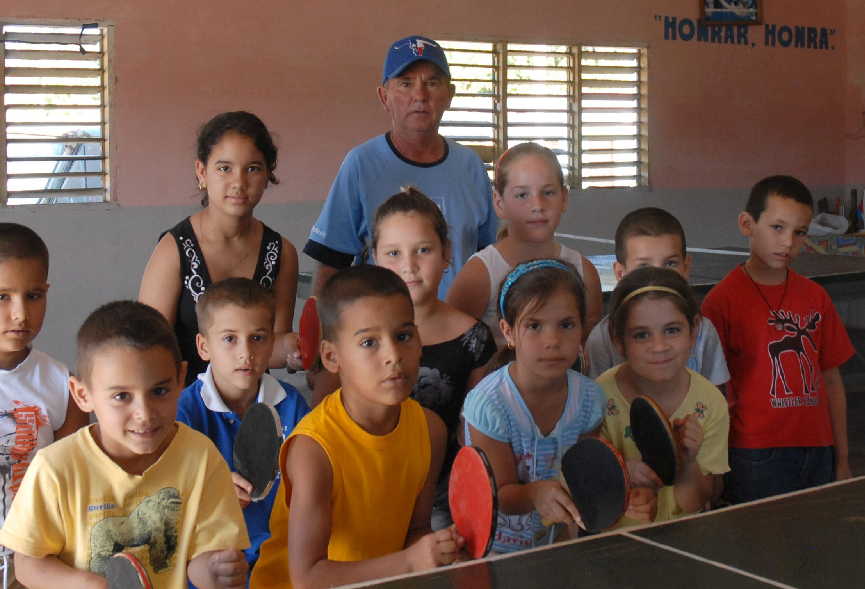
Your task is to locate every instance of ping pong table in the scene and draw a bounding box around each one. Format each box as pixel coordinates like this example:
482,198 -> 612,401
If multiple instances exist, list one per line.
349,476 -> 865,589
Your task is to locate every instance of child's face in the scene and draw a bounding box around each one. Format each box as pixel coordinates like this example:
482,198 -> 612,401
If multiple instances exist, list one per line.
321,294 -> 421,408
739,194 -> 812,273
0,257 -> 48,370
616,234 -> 690,281
196,303 -> 274,401
194,131 -> 269,216
374,212 -> 448,305
494,154 -> 567,243
500,288 -> 582,380
70,344 -> 184,474
616,296 -> 695,384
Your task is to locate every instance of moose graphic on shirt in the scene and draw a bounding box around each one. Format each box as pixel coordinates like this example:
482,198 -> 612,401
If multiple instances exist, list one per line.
766,310 -> 822,399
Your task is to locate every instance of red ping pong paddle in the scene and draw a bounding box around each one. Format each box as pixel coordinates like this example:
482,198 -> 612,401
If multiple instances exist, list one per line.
449,445 -> 498,559
299,296 -> 320,371
630,395 -> 679,487
234,402 -> 283,501
105,552 -> 152,589
557,436 -> 630,533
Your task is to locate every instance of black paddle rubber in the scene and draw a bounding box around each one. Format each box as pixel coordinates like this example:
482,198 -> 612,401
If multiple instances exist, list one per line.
233,402 -> 282,501
630,396 -> 678,486
105,553 -> 151,589
561,437 -> 629,533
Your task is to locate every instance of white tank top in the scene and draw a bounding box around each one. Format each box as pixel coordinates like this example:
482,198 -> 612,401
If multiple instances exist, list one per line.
471,243 -> 585,349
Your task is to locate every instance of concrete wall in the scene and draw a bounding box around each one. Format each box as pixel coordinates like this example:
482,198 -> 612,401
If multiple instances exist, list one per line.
0,0 -> 856,364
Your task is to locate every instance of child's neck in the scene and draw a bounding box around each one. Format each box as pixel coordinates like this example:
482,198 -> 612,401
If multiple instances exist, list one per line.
412,296 -> 446,335
0,347 -> 30,371
212,372 -> 260,418
617,364 -> 690,416
744,256 -> 788,285
199,206 -> 255,242
497,236 -> 559,266
340,389 -> 401,436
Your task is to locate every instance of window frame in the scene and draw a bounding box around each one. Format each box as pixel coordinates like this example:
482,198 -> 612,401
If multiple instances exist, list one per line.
436,36 -> 649,191
1,19 -> 114,207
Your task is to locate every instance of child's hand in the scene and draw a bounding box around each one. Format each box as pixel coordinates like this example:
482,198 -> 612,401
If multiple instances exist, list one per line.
626,459 -> 664,489
231,472 -> 253,509
284,332 -> 303,372
206,549 -> 248,588
673,414 -> 703,463
624,486 -> 658,523
532,480 -> 583,529
407,526 -> 465,571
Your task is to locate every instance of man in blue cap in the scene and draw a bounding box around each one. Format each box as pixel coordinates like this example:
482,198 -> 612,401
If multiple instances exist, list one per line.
303,35 -> 496,300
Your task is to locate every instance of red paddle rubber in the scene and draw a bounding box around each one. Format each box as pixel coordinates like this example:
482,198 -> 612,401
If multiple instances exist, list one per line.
449,446 -> 498,558
299,297 -> 320,371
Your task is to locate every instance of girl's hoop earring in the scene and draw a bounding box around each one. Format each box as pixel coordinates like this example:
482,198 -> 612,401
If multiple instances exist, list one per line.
198,181 -> 206,191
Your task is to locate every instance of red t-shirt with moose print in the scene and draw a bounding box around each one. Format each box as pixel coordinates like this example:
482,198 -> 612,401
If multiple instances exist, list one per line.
702,266 -> 853,449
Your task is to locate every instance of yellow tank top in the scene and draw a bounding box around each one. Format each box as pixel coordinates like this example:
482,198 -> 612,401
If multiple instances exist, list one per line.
251,390 -> 431,588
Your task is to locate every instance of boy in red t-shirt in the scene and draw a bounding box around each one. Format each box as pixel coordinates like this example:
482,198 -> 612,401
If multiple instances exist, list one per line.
702,175 -> 854,504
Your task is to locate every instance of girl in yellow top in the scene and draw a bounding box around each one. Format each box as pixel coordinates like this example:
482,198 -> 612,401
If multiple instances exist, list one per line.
251,266 -> 462,589
596,267 -> 730,524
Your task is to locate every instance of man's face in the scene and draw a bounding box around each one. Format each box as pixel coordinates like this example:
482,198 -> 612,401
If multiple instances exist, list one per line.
378,61 -> 454,137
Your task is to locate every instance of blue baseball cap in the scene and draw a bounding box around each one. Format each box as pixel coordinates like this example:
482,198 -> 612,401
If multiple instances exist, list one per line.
382,35 -> 451,84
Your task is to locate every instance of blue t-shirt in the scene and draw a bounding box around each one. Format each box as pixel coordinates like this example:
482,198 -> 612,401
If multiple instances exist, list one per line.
177,366 -> 310,579
304,133 -> 497,298
462,364 -> 604,553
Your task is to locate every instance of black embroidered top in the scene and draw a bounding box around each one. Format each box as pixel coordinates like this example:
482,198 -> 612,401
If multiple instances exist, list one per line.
165,217 -> 282,385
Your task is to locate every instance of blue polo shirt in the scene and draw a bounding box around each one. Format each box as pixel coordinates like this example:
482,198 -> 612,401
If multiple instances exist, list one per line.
177,366 -> 310,577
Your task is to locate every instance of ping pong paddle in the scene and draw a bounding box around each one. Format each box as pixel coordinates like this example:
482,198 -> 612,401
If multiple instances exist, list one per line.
298,296 -> 320,371
105,552 -> 152,589
551,436 -> 630,533
233,402 -> 283,502
449,445 -> 498,559
630,395 -> 679,487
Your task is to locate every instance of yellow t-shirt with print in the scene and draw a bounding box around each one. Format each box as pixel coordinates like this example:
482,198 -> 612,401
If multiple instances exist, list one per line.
0,423 -> 249,588
597,366 -> 730,524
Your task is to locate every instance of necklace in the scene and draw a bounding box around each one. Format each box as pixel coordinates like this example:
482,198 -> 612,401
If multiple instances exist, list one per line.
742,264 -> 788,314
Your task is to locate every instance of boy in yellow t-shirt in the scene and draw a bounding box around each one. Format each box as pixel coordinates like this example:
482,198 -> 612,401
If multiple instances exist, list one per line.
0,301 -> 250,588
252,265 -> 463,589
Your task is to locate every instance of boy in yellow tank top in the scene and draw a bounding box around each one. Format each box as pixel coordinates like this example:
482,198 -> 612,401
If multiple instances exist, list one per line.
252,265 -> 464,588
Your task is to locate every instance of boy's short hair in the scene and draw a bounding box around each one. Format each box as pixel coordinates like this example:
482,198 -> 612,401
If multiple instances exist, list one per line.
614,207 -> 687,264
195,278 -> 276,334
745,175 -> 814,221
0,222 -> 49,275
77,301 -> 181,382
318,265 -> 411,340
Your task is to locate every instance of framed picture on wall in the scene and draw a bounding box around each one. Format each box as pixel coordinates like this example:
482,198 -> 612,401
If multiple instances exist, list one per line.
700,0 -> 761,25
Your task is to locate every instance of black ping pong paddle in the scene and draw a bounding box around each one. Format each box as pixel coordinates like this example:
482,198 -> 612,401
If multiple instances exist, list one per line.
556,436 -> 631,533
630,395 -> 679,487
105,552 -> 151,589
449,445 -> 498,559
233,402 -> 283,501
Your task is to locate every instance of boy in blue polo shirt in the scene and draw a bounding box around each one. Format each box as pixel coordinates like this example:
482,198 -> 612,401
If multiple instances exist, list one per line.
177,278 -> 309,578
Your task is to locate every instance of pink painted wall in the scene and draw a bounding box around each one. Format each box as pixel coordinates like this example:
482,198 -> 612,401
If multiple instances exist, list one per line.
844,0 -> 865,185
2,0 -> 851,204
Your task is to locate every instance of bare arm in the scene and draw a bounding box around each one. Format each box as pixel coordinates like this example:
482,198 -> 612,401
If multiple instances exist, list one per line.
270,237 -> 300,368
580,257 -> 603,341
467,425 -> 579,525
138,233 -> 182,326
445,258 -> 491,320
311,263 -> 339,298
671,415 -> 714,514
824,366 -> 851,480
405,410 -> 447,546
14,553 -> 107,589
52,390 -> 89,439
